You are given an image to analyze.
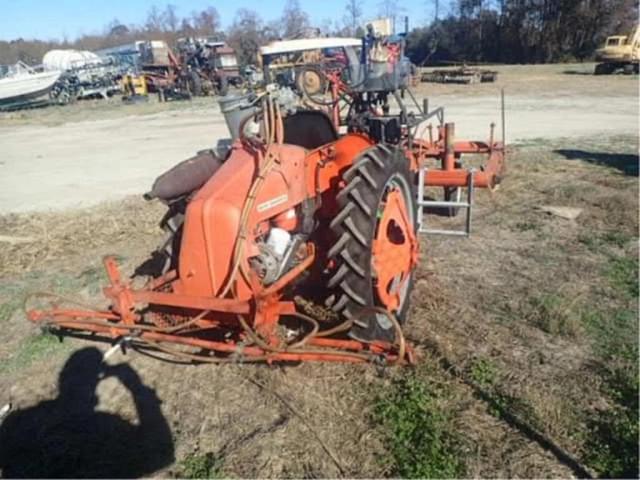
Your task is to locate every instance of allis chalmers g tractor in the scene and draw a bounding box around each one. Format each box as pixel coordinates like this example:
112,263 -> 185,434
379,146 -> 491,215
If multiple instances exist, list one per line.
28,28 -> 505,365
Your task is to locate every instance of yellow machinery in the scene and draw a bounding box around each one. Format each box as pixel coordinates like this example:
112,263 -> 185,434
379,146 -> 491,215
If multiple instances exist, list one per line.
595,24 -> 640,74
121,74 -> 148,97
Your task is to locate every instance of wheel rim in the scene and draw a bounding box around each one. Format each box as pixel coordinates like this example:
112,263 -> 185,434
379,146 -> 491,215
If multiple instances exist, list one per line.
301,70 -> 322,96
371,174 -> 418,313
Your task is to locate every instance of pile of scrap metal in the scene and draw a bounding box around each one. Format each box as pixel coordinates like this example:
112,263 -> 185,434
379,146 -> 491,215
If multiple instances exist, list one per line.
176,38 -> 243,95
137,39 -> 241,101
421,65 -> 498,84
137,40 -> 190,101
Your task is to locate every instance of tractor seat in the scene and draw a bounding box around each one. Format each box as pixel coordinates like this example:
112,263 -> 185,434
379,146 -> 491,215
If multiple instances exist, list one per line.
283,110 -> 338,150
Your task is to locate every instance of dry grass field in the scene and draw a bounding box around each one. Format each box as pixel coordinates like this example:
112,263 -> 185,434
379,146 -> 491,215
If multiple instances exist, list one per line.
0,64 -> 637,478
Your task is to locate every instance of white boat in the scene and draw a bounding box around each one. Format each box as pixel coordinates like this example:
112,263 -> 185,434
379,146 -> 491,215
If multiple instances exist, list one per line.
0,62 -> 61,106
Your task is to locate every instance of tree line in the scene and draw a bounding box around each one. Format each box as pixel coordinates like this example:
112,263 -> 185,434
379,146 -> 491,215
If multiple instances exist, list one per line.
0,0 -> 637,67
408,0 -> 639,65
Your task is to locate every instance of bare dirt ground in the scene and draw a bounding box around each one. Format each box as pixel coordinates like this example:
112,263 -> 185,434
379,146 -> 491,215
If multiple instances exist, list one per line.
0,64 -> 638,478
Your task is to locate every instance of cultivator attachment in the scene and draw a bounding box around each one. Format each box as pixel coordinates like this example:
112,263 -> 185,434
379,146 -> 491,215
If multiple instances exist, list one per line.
28,256 -> 413,365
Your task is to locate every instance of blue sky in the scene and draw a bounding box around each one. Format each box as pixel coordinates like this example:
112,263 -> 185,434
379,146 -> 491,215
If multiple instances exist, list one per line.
0,0 -> 444,41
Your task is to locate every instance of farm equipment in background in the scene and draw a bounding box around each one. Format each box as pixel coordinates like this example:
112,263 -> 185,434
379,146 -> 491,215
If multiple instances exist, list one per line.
27,21 -> 506,365
121,74 -> 149,104
421,64 -> 498,84
44,50 -> 124,101
594,23 -> 640,75
259,37 -> 362,98
138,40 -> 192,101
138,39 -> 242,101
176,38 -> 243,96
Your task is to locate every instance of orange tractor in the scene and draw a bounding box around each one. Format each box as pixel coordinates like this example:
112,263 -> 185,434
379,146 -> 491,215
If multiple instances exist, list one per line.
28,29 -> 505,365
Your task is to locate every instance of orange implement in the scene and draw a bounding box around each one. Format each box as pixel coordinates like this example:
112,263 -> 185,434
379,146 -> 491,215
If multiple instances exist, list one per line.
27,54 -> 505,365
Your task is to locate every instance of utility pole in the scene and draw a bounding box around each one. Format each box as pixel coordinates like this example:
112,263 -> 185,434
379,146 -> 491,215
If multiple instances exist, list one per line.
435,0 -> 439,21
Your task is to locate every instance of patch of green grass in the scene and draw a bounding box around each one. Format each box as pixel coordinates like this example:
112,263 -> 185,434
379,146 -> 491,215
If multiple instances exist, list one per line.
577,234 -> 600,251
374,373 -> 465,478
0,332 -> 67,374
78,266 -> 107,294
580,307 -> 639,478
525,294 -> 581,337
0,300 -> 19,322
585,402 -> 639,479
469,358 -> 498,388
578,231 -> 632,252
552,184 -> 583,202
513,221 -> 540,232
177,452 -> 224,479
0,282 -> 30,323
581,309 -> 638,361
606,255 -> 639,299
576,242 -> 638,477
583,344 -> 639,479
600,231 -> 633,248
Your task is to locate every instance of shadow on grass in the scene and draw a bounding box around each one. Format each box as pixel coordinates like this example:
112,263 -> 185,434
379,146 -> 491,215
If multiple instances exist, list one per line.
554,149 -> 639,176
0,347 -> 174,478
562,70 -> 593,76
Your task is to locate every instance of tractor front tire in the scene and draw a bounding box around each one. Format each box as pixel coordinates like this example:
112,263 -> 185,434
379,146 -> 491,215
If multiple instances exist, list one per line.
325,145 -> 418,343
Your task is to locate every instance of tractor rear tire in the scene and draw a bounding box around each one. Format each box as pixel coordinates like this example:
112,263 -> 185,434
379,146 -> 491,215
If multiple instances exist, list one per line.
297,65 -> 326,98
189,71 -> 203,96
325,145 -> 417,342
217,76 -> 229,96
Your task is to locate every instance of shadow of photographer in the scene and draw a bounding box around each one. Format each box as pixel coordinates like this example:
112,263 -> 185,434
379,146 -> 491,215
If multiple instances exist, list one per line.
0,347 -> 174,478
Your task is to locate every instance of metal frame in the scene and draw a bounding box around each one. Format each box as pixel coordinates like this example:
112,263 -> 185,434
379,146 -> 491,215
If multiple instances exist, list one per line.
29,255 -> 412,365
418,168 -> 475,236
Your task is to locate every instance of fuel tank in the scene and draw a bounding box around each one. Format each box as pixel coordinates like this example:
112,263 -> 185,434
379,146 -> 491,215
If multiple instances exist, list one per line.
173,142 -> 308,299
145,150 -> 223,201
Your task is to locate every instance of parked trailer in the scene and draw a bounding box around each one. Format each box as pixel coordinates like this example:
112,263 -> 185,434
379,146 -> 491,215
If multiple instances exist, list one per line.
421,67 -> 498,84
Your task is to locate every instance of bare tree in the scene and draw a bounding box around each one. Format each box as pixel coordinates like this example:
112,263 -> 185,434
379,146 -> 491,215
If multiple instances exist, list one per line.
424,0 -> 442,24
145,5 -> 165,32
180,18 -> 194,35
164,4 -> 179,33
344,0 -> 364,35
106,19 -> 129,37
280,0 -> 310,38
227,8 -> 267,65
377,0 -> 406,31
191,7 -> 221,36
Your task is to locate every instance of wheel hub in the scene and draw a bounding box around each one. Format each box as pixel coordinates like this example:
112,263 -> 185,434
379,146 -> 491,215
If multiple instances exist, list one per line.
371,188 -> 418,311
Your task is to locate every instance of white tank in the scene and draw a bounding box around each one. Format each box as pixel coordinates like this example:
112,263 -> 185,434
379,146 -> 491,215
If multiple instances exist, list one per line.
42,49 -> 101,71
